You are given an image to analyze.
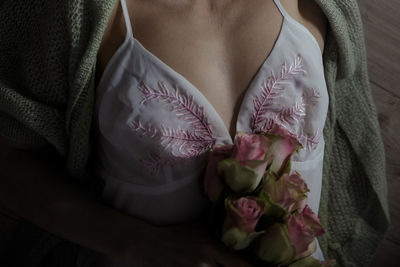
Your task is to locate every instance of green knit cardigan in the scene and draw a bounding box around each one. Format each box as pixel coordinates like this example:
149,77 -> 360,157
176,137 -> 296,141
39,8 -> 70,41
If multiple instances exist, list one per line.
0,0 -> 390,266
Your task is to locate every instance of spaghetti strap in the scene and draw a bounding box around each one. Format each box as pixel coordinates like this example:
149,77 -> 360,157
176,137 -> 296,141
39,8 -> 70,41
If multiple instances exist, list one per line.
120,0 -> 133,39
273,0 -> 291,19
273,0 -> 321,51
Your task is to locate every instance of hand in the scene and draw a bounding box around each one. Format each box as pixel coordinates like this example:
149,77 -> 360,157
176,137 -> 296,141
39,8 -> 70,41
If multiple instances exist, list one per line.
118,219 -> 253,267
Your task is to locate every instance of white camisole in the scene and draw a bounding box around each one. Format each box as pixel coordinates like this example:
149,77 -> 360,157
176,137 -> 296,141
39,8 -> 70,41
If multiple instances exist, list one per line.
78,0 -> 329,265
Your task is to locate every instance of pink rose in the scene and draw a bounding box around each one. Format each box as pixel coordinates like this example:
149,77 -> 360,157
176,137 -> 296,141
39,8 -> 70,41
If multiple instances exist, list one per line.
217,133 -> 271,194
264,125 -> 302,176
204,134 -> 270,200
221,196 -> 266,250
223,197 -> 265,234
232,133 -> 271,162
230,133 -> 271,191
288,205 -> 325,259
265,171 -> 309,213
302,205 -> 325,237
204,144 -> 233,201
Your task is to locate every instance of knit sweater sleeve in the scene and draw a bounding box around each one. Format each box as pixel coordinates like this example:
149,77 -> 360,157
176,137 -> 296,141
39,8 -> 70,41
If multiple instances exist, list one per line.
0,0 -> 116,174
0,0 -> 116,265
0,0 -> 70,153
315,1 -> 390,266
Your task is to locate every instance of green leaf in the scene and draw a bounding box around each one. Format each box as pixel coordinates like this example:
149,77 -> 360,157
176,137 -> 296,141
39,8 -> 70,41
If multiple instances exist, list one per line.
255,223 -> 295,265
256,191 -> 288,229
217,159 -> 262,194
221,227 -> 265,250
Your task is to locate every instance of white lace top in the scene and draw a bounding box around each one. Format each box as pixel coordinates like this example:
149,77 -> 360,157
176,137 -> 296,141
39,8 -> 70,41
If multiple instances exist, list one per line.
80,0 -> 329,264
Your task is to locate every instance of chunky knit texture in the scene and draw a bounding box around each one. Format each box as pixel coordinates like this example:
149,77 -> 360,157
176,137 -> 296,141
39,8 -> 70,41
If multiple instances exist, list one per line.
0,0 -> 390,266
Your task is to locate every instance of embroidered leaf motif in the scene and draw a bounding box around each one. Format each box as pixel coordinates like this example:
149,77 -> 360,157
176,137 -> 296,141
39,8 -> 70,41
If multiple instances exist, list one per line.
251,80 -> 284,127
302,87 -> 321,104
251,55 -> 305,130
258,115 -> 277,133
159,126 -> 214,158
250,55 -> 323,151
129,119 -> 214,158
139,153 -> 163,176
140,152 -> 185,176
277,96 -> 306,125
138,81 -> 213,137
127,120 -> 158,138
128,80 -> 216,172
298,128 -> 321,151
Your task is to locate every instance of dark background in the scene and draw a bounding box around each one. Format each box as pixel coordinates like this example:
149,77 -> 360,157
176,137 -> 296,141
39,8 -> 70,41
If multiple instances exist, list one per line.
358,0 -> 400,266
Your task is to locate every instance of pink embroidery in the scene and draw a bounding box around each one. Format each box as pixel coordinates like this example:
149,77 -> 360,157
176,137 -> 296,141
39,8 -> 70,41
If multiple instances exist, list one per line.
277,96 -> 306,125
251,55 -> 305,131
302,87 -> 321,104
138,81 -> 213,137
140,153 -> 163,175
159,126 -> 214,157
128,80 -> 215,172
139,152 -> 184,176
259,115 -> 278,133
297,128 -> 321,151
128,119 -> 214,158
128,120 -> 158,138
250,55 -> 321,151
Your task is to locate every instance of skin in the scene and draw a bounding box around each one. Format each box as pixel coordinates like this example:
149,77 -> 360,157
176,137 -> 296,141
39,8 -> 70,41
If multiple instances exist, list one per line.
96,0 -> 328,140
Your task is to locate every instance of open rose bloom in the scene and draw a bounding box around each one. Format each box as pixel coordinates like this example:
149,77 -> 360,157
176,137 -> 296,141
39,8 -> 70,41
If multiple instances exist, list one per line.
203,132 -> 335,266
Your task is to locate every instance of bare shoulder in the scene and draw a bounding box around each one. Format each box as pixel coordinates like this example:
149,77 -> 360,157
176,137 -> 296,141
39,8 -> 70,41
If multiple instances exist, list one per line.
282,0 -> 328,54
298,0 -> 328,53
96,0 -> 125,86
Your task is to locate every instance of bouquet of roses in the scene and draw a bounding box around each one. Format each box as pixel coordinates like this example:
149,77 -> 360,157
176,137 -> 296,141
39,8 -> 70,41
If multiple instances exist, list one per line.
203,126 -> 335,267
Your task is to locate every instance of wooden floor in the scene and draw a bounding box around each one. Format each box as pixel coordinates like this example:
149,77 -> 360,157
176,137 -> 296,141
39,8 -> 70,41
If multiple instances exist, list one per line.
357,0 -> 400,266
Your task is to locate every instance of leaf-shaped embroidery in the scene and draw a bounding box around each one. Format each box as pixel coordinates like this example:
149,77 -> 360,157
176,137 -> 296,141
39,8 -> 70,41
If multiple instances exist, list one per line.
258,115 -> 277,133
277,96 -> 306,125
302,87 -> 321,104
128,80 -> 216,172
139,152 -> 163,176
250,55 -> 323,151
128,119 -> 214,158
128,120 -> 158,138
251,55 -> 305,131
140,152 -> 185,176
159,126 -> 214,158
138,81 -> 213,137
299,128 -> 321,151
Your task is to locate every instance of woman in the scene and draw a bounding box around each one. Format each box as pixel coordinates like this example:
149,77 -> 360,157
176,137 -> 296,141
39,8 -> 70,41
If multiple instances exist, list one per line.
0,0 -> 389,266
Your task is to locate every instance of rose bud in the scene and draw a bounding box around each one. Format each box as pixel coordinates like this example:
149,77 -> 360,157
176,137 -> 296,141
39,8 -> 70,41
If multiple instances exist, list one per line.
204,144 -> 233,201
221,196 -> 265,250
264,124 -> 302,177
288,205 -> 325,260
216,133 -> 271,194
264,171 -> 309,213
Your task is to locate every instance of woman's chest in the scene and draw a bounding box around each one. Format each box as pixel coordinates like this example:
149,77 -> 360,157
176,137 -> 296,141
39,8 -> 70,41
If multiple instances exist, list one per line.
96,0 -> 327,138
